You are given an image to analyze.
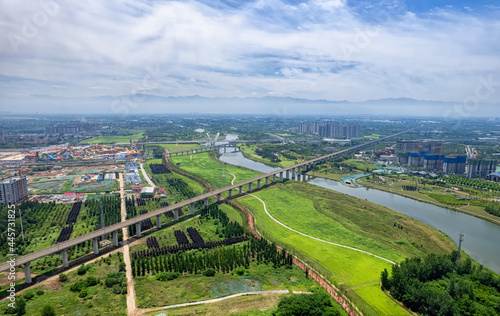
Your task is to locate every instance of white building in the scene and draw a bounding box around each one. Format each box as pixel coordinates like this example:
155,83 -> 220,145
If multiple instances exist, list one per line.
0,176 -> 28,204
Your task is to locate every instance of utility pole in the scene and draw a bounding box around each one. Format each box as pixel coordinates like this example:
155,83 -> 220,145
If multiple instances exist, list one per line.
456,232 -> 464,261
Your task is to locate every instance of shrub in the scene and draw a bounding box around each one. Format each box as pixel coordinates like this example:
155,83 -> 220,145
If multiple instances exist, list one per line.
86,276 -> 99,286
59,273 -> 68,282
41,305 -> 55,316
105,272 -> 126,288
77,265 -> 89,275
203,268 -> 216,277
22,290 -> 35,301
70,280 -> 88,292
156,271 -> 180,281
79,289 -> 88,298
112,284 -> 122,294
119,262 -> 126,272
36,289 -> 45,296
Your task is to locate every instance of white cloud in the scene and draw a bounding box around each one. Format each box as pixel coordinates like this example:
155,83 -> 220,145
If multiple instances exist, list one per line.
0,0 -> 499,109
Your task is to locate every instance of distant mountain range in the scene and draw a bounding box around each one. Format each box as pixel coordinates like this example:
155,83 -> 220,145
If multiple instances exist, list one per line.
1,94 -> 498,117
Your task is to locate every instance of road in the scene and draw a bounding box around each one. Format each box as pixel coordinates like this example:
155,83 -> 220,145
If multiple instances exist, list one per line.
0,127 -> 415,273
119,173 -> 137,316
140,163 -> 155,187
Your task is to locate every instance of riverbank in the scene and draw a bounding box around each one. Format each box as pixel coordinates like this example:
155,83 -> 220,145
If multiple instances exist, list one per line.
308,170 -> 500,226
239,145 -> 299,168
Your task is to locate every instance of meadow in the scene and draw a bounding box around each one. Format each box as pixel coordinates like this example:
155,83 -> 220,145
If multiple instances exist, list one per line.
235,182 -> 456,316
81,131 -> 145,144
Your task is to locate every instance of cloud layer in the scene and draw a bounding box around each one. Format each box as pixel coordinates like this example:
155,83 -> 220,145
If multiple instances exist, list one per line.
1,0 -> 500,113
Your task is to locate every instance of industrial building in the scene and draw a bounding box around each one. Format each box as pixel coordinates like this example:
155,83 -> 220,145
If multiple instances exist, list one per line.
125,162 -> 138,172
466,159 -> 498,178
0,176 -> 28,204
140,187 -> 155,198
125,173 -> 142,185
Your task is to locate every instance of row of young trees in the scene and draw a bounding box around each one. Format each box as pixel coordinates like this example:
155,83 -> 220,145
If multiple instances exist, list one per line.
201,204 -> 244,238
381,251 -> 500,315
84,195 -> 121,229
132,236 -> 293,277
445,175 -> 500,192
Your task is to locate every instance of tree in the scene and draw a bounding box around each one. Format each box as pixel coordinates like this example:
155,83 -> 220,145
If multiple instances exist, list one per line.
275,291 -> 340,316
381,269 -> 390,290
16,297 -> 26,316
41,305 -> 55,316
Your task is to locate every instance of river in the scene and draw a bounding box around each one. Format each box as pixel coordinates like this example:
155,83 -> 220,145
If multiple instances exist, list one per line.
219,148 -> 500,274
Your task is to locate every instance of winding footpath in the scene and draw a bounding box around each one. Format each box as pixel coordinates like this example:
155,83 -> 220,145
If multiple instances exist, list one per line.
140,290 -> 312,314
247,194 -> 396,265
139,163 -> 155,187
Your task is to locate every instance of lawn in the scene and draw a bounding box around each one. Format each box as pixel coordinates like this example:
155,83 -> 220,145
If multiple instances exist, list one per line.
170,152 -> 260,193
235,182 -> 455,316
81,131 -> 145,144
0,253 -> 127,315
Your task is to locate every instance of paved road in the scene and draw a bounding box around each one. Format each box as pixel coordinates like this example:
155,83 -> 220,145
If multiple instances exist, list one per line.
0,127 -> 414,272
140,163 -> 155,187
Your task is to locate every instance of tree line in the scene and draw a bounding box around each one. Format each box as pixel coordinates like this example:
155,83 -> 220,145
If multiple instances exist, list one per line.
381,251 -> 500,315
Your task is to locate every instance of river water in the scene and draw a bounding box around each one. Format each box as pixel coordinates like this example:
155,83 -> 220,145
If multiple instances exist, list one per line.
219,148 -> 500,274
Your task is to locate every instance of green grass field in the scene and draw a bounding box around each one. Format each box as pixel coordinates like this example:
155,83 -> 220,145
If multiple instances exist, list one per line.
135,263 -> 319,308
235,182 -> 455,316
240,145 -> 298,168
0,253 -> 127,315
143,292 -> 284,315
170,152 -> 260,193
81,131 -> 145,144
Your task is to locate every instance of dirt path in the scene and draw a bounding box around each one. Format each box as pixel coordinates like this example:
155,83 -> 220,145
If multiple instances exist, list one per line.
138,290 -> 311,314
229,172 -> 237,185
247,194 -> 395,265
140,163 -> 155,187
120,173 -> 137,316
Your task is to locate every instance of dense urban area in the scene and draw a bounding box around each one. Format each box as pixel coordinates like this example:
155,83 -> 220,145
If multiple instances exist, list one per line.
0,114 -> 499,316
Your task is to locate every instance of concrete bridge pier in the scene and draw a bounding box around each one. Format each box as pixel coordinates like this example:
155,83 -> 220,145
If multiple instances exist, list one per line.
217,193 -> 221,202
239,186 -> 243,195
257,179 -> 261,189
265,177 -> 269,186
190,203 -> 195,215
24,262 -> 32,284
204,198 -> 208,206
113,230 -> 119,247
291,168 -> 295,179
156,214 -> 162,229
62,249 -> 69,267
228,189 -> 232,199
224,146 -> 227,153
298,166 -> 302,174
286,170 -> 289,179
136,222 -> 142,237
273,174 -> 276,182
248,182 -> 252,192
279,172 -> 283,182
93,238 -> 99,255
174,209 -> 179,221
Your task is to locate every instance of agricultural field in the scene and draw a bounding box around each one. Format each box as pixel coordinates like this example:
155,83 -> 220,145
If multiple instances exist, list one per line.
170,152 -> 260,192
81,131 -> 145,144
0,253 -> 127,315
235,182 -> 456,316
144,159 -> 206,202
28,177 -> 74,194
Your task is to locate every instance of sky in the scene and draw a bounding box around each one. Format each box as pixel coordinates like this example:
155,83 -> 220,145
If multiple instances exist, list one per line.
0,0 -> 500,115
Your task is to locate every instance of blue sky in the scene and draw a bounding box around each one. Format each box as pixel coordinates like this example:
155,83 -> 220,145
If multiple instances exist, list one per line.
0,0 -> 499,114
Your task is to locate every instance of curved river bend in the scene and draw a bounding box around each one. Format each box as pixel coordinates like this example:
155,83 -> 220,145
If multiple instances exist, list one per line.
219,149 -> 500,274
